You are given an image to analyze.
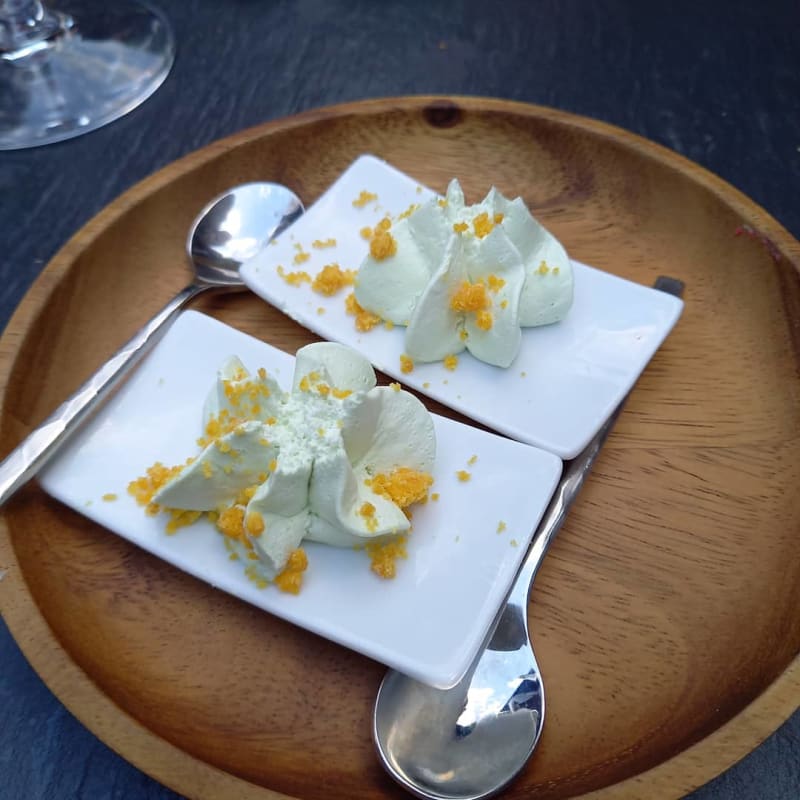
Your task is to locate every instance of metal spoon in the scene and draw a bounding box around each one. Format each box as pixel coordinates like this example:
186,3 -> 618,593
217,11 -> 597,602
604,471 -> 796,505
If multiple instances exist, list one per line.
373,277 -> 684,800
0,182 -> 304,505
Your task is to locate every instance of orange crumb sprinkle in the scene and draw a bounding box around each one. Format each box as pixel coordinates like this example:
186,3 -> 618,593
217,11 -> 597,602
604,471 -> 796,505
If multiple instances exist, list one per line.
475,310 -> 493,331
360,226 -> 373,240
459,328 -> 469,342
400,354 -> 414,374
389,382 -> 401,392
101,493 -> 117,502
468,454 -> 478,465
277,265 -> 311,286
352,190 -> 378,208
369,228 -> 397,260
487,274 -> 506,292
443,354 -> 458,371
311,263 -> 356,296
537,260 -> 550,275
452,221 -> 468,233
366,536 -> 408,579
450,281 -> 490,313
165,509 -> 202,534
246,511 -> 265,536
312,238 -> 336,248
293,251 -> 310,266
345,292 -> 382,331
274,549 -> 308,594
437,198 -> 448,208
397,203 -> 420,220
497,520 -> 507,533
456,470 -> 471,482
431,492 -> 440,502
472,211 -> 498,239
359,501 -> 378,532
366,467 -> 433,508
216,505 -> 248,547
128,462 -> 184,506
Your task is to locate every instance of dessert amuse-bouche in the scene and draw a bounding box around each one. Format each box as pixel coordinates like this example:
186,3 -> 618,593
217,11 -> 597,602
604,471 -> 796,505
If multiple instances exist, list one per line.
354,180 -> 574,368
128,342 -> 435,594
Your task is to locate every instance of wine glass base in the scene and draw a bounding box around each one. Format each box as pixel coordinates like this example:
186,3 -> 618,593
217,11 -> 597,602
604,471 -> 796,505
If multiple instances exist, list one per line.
0,1 -> 175,150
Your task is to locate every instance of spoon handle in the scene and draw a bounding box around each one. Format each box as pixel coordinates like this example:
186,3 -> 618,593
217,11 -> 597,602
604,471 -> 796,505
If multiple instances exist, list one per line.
0,283 -> 206,506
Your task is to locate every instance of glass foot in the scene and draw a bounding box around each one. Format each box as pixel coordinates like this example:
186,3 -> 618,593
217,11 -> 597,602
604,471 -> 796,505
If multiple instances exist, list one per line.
0,1 -> 175,150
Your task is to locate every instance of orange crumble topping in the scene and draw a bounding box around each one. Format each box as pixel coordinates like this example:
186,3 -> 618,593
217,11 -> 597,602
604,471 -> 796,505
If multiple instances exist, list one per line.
467,454 -> 478,465
431,492 -> 440,502
366,536 -> 408,579
274,549 -> 308,594
537,260 -> 550,275
128,462 -> 184,507
311,263 -> 356,296
345,292 -> 382,331
360,226 -> 373,240
450,280 -> 490,313
366,467 -> 433,508
312,238 -> 336,248
102,493 -> 117,502
472,211 -> 503,239
277,265 -> 311,286
165,509 -> 202,534
399,354 -> 414,374
487,274 -> 505,293
246,511 -> 265,536
475,310 -> 494,331
398,203 -> 420,220
389,382 -> 401,392
452,221 -> 468,233
443,354 -> 458,371
497,520 -> 507,533
456,470 -> 471,482
352,190 -> 378,208
359,501 -> 378,532
216,505 -> 249,548
369,220 -> 397,260
293,251 -> 310,266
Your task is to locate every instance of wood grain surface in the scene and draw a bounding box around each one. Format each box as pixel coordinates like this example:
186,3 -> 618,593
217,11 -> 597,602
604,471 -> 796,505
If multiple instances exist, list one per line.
1,98 -> 799,800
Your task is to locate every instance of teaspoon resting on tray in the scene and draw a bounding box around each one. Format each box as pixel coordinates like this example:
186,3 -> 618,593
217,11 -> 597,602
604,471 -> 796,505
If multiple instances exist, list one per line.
372,277 -> 685,800
0,182 -> 304,506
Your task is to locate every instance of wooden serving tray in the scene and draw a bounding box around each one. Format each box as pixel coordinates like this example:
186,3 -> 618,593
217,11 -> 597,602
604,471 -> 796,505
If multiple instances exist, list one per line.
1,97 -> 798,800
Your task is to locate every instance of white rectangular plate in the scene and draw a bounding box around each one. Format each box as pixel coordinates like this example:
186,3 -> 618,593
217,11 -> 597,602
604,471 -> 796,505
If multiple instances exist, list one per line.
241,154 -> 683,459
39,311 -> 562,689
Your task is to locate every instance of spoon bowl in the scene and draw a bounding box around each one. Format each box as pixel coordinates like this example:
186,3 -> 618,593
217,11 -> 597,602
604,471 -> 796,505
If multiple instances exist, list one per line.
0,181 -> 304,505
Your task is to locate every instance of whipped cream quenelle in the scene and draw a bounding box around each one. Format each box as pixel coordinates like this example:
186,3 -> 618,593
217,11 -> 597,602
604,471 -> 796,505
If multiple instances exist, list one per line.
128,342 -> 435,593
354,180 -> 574,367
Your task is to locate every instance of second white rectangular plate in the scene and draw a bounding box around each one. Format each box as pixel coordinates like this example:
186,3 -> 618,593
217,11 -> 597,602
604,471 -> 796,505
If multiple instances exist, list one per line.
241,154 -> 683,459
39,311 -> 562,689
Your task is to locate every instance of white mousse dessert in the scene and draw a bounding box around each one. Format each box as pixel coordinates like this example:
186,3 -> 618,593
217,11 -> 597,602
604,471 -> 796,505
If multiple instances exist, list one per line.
129,342 -> 435,593
354,180 -> 573,368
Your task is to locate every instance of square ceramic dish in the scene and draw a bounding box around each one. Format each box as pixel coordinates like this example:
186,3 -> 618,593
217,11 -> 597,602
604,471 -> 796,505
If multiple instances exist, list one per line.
241,154 -> 683,459
39,311 -> 562,688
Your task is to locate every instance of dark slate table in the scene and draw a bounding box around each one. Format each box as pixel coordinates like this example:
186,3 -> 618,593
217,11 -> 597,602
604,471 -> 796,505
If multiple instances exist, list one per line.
2,1 -> 798,798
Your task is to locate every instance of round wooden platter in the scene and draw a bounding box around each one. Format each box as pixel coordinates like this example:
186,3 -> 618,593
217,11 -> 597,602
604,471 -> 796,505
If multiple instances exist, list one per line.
1,97 -> 799,800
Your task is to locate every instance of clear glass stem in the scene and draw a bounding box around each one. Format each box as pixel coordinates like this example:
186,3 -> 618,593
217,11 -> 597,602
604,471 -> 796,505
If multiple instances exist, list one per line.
0,1 -> 63,56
